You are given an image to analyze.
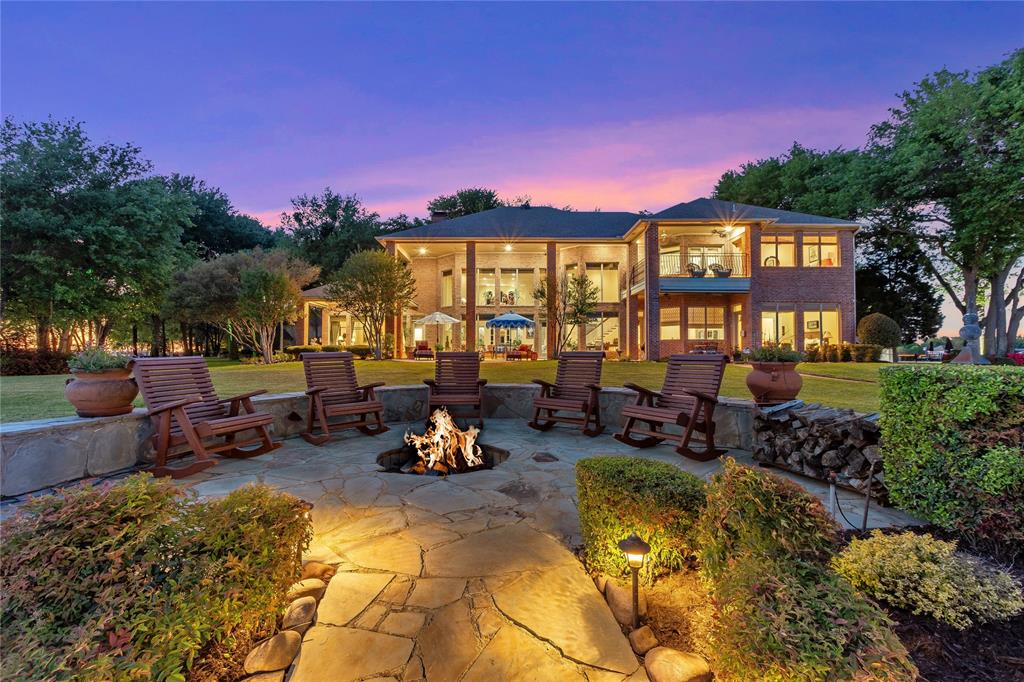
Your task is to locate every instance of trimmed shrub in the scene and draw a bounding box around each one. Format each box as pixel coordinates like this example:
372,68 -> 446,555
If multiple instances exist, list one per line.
710,554 -> 918,681
852,343 -> 883,362
1,474 -> 312,681
285,343 -> 322,356
858,313 -> 901,348
840,343 -> 853,362
576,456 -> 705,584
322,344 -> 344,352
804,346 -> 821,362
346,344 -> 373,359
0,348 -> 71,375
879,365 -> 1024,553
833,530 -> 1024,630
696,458 -> 838,580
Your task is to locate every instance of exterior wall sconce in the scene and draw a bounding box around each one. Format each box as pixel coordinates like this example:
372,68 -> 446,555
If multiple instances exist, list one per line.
618,532 -> 651,628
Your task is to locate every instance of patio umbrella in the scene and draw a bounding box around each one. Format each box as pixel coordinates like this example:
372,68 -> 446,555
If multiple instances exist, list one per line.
415,311 -> 460,347
485,312 -> 535,329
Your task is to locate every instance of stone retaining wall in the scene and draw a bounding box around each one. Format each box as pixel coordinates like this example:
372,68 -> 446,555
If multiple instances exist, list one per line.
0,385 -> 755,497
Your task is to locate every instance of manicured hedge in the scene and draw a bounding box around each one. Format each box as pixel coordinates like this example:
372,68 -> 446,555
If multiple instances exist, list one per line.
1,474 -> 312,681
833,530 -> 1024,630
576,456 -> 705,584
0,348 -> 71,375
696,460 -> 916,681
879,365 -> 1024,553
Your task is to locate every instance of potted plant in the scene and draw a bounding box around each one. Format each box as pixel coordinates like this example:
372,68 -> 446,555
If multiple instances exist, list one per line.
743,344 -> 803,405
64,346 -> 138,417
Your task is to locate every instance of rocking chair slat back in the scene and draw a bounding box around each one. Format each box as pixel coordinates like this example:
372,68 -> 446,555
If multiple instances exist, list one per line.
302,352 -> 361,404
552,351 -> 604,402
434,352 -> 481,394
134,357 -> 226,433
658,354 -> 726,412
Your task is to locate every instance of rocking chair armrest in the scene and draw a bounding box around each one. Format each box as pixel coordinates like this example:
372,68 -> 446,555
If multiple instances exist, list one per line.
623,382 -> 661,399
218,389 -> 267,404
305,386 -> 327,395
148,396 -> 202,415
585,383 -> 603,393
357,382 -> 386,392
679,388 -> 719,405
477,379 -> 488,387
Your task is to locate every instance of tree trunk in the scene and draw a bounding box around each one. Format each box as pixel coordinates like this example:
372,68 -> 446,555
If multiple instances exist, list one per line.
94,319 -> 113,347
260,327 -> 274,364
150,314 -> 164,357
132,324 -> 139,356
35,317 -> 52,351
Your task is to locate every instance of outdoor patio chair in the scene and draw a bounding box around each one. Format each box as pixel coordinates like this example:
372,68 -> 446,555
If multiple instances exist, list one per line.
413,341 -> 434,360
301,351 -> 387,445
614,353 -> 726,461
425,352 -> 487,426
134,356 -> 281,479
528,351 -> 605,436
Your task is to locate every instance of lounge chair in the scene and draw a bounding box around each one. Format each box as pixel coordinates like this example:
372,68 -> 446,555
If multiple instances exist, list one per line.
614,353 -> 726,461
413,341 -> 435,360
528,351 -> 604,436
301,351 -> 387,445
134,356 -> 280,478
425,352 -> 486,426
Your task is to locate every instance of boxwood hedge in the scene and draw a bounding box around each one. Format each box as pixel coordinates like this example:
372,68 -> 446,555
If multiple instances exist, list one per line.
576,456 -> 705,584
879,365 -> 1024,553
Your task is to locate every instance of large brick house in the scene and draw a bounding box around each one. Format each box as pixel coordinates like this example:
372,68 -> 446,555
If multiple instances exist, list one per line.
296,198 -> 857,360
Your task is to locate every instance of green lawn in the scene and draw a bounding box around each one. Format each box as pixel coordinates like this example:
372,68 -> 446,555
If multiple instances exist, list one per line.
0,360 -> 883,424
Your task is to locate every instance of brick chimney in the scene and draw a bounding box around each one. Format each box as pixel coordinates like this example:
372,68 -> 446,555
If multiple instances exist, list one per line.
430,210 -> 450,223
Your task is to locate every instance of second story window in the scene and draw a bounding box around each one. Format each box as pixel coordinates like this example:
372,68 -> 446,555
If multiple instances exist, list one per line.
803,233 -> 839,267
441,270 -> 453,307
586,263 -> 619,303
760,234 -> 795,267
500,268 -> 534,306
478,269 -> 496,306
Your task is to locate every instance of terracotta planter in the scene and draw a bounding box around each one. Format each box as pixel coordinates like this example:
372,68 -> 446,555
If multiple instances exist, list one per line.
64,366 -> 138,417
746,361 -> 802,405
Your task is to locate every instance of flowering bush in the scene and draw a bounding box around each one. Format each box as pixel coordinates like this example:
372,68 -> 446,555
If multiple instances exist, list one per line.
832,530 -> 1024,630
1,474 -> 312,681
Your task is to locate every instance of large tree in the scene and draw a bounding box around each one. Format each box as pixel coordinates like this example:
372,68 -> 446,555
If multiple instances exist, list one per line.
163,174 -> 275,258
713,143 -> 943,340
867,49 -> 1024,357
325,251 -> 416,360
1,118 -> 192,350
165,248 -> 318,363
280,189 -> 385,279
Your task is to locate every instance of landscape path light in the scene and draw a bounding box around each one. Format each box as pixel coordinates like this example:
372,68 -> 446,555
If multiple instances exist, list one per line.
617,532 -> 651,629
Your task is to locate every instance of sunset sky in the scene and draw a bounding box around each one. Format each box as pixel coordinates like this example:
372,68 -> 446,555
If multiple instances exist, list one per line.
3,2 -> 1022,331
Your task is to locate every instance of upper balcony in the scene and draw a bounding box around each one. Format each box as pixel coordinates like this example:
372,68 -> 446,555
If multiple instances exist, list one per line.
629,252 -> 751,294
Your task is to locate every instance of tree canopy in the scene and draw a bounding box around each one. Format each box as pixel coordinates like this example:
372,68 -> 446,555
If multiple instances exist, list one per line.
1,118 -> 193,349
713,143 -> 943,341
163,174 -> 276,259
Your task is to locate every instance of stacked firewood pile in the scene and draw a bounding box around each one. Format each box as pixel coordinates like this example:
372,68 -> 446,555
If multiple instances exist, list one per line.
752,400 -> 887,501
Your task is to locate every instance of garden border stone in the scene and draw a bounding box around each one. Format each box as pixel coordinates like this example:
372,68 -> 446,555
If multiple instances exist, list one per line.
0,384 -> 755,496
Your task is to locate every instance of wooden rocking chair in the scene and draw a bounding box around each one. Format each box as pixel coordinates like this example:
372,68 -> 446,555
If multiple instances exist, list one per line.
425,352 -> 487,427
614,353 -> 727,461
134,356 -> 281,479
301,352 -> 387,445
528,351 -> 604,436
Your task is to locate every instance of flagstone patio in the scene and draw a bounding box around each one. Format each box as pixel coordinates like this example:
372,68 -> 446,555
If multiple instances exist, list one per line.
168,420 -> 920,682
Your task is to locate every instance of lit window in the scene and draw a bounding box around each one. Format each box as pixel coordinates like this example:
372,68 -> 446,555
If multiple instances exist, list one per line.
803,305 -> 841,349
478,269 -> 496,306
660,307 -> 681,341
760,234 -> 795,267
687,306 -> 725,341
586,263 -> 619,303
586,312 -> 620,351
441,270 -> 453,307
761,308 -> 795,348
803,233 -> 839,267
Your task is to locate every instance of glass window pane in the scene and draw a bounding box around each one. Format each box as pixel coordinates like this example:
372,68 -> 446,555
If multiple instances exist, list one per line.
478,269 -> 496,306
761,234 -> 795,267
441,270 -> 453,307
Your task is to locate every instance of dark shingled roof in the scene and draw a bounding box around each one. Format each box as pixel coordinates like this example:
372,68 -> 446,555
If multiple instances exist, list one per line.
382,206 -> 640,240
652,198 -> 858,226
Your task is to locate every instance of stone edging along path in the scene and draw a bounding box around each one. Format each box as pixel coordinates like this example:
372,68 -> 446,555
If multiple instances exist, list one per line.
0,384 -> 756,497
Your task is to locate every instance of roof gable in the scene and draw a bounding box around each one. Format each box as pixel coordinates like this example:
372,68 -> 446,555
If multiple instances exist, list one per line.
652,198 -> 858,226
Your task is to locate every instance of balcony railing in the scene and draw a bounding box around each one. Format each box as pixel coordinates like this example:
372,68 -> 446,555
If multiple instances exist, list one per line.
659,253 -> 747,278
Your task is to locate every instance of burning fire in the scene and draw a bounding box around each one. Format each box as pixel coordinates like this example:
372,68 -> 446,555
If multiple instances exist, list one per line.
404,408 -> 484,473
